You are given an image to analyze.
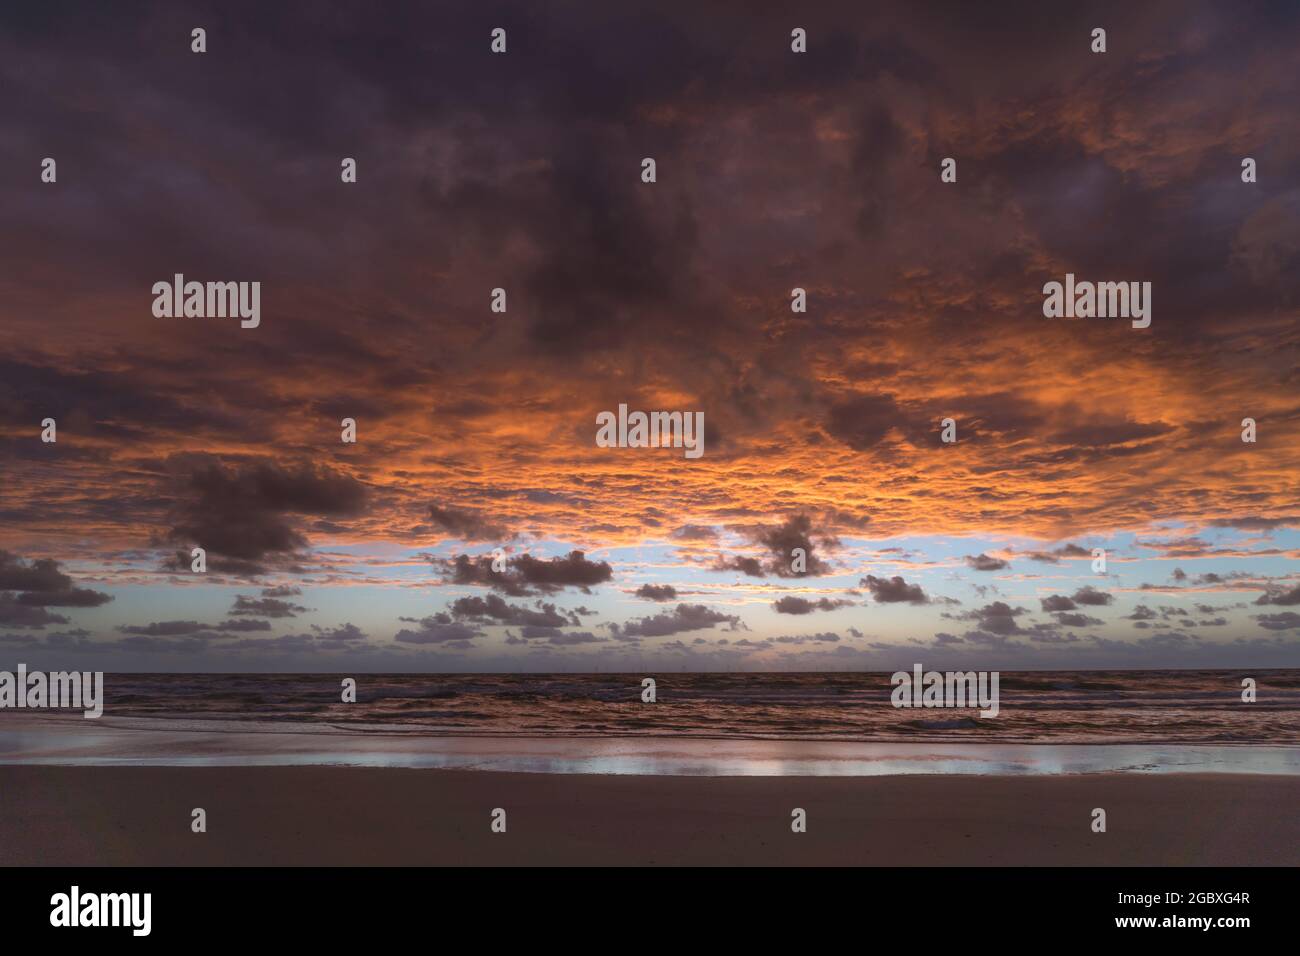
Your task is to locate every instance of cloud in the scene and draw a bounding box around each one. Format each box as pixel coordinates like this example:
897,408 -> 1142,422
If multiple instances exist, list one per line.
165,459 -> 367,573
712,555 -> 766,577
1024,544 -> 1091,564
860,575 -> 928,604
1254,585 -> 1300,606
0,551 -> 112,609
1208,516 -> 1300,531
394,614 -> 483,644
1030,630 -> 1079,644
610,604 -> 743,638
1255,612 -> 1300,631
260,585 -> 303,598
965,553 -> 1008,571
1071,586 -> 1114,606
4,0 -> 1300,671
512,551 -> 613,592
1053,612 -> 1103,628
967,601 -> 1027,635
303,622 -> 368,645
216,619 -> 273,632
772,596 -> 854,615
0,552 -> 76,591
117,620 -> 209,636
772,632 -> 841,644
960,629 -> 1018,648
229,595 -> 309,618
824,393 -> 909,451
670,525 -> 718,542
15,588 -> 113,608
716,514 -> 836,578
427,505 -> 512,542
448,594 -> 579,628
438,550 -> 612,595
635,584 -> 678,601
0,593 -> 70,630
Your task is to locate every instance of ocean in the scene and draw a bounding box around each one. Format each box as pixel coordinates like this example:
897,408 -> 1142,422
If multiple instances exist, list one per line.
5,670 -> 1298,775
80,669 -> 1300,743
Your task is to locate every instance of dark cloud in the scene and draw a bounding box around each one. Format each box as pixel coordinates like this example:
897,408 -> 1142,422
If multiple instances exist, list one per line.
712,555 -> 766,577
512,551 -> 613,592
118,620 -> 208,636
260,584 -> 303,598
1207,516 -> 1300,531
610,603 -> 742,638
438,550 -> 613,595
1049,420 -> 1173,448
0,552 -> 72,591
965,553 -> 1008,571
670,524 -> 719,542
304,622 -> 367,645
966,601 -> 1027,635
0,593 -> 70,630
824,393 -> 907,450
1255,585 -> 1300,606
448,594 -> 579,629
427,505 -> 511,542
772,596 -> 854,615
15,587 -> 113,608
118,618 -> 276,636
229,594 -> 309,618
860,574 -> 928,604
771,632 -> 841,644
0,359 -> 242,449
1030,630 -> 1079,645
217,618 -> 273,633
1024,544 -> 1091,564
394,614 -> 483,645
1071,585 -> 1114,606
717,514 -> 834,578
1054,612 -> 1103,628
166,459 -> 367,572
1255,612 -> 1300,631
1040,594 -> 1076,612
635,583 -> 678,601
440,553 -> 531,597
961,629 -> 1018,648
0,550 -> 112,608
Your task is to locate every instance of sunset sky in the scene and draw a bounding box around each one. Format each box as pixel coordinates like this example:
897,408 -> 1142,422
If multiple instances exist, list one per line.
1,1 -> 1298,671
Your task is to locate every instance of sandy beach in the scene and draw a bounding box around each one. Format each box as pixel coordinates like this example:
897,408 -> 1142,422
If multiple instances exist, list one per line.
3,766 -> 1297,866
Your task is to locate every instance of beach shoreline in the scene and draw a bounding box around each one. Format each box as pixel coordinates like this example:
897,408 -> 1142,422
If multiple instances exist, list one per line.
3,766 -> 1297,866
5,713 -> 1300,776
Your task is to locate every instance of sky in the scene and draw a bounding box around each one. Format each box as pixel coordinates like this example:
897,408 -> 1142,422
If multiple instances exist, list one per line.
1,0 -> 1298,672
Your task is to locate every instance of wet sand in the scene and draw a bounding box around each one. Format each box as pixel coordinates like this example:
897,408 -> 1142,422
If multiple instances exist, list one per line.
5,713 -> 1299,775
3,766 -> 1297,866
